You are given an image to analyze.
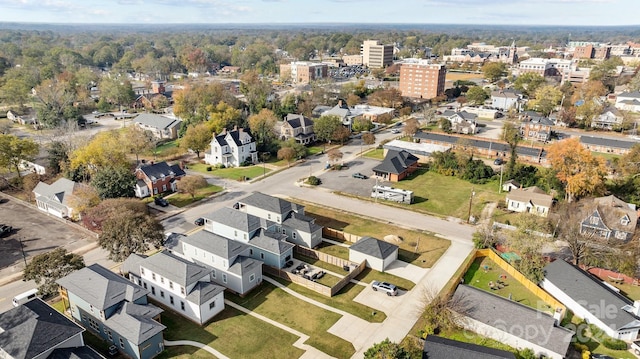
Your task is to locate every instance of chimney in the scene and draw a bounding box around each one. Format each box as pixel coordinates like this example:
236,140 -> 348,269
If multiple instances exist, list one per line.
338,99 -> 344,107
212,132 -> 216,139
633,300 -> 640,317
553,308 -> 564,325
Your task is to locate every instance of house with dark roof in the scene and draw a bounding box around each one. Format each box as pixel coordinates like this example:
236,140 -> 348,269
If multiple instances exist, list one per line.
501,179 -> 520,192
372,150 -> 419,182
236,192 -> 323,248
505,186 -> 553,217
519,111 -> 554,142
441,110 -> 478,134
0,298 -> 98,359
204,127 -> 258,167
349,236 -> 398,271
57,264 -> 165,359
615,91 -> 640,112
320,99 -> 353,130
165,229 -> 264,296
491,89 -> 523,111
134,161 -> 186,198
132,113 -> 181,140
452,285 -> 572,359
580,135 -> 635,155
541,259 -> 640,340
280,114 -> 316,145
33,178 -> 85,219
422,335 -> 516,359
579,195 -> 638,241
122,251 -> 225,325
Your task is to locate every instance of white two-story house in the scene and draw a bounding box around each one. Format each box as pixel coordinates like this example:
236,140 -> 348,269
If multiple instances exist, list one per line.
122,251 -> 225,325
204,126 -> 258,167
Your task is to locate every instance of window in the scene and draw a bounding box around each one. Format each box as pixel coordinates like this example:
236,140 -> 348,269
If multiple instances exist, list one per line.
212,269 -> 216,279
88,317 -> 100,331
244,233 -> 247,240
119,337 -> 125,349
181,286 -> 185,295
234,230 -> 237,237
292,232 -> 297,239
590,216 -> 600,225
153,188 -> 158,194
162,184 -> 167,192
268,213 -> 271,220
170,296 -> 174,305
180,301 -> 185,311
249,248 -> 253,255
209,300 -> 216,309
152,273 -> 156,281
250,274 -> 255,282
169,281 -> 173,289
222,274 -> 227,283
160,277 -> 164,284
151,286 -> 155,295
107,330 -> 113,341
89,304 -> 94,313
160,291 -> 165,298
621,215 -> 630,226
143,282 -> 147,289
140,268 -> 145,275
260,253 -> 264,260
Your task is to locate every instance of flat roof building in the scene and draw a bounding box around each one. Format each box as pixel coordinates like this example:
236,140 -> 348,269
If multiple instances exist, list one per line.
398,58 -> 446,99
280,62 -> 328,84
361,40 -> 393,69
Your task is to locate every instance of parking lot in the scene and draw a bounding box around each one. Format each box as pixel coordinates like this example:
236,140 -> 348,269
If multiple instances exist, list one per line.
317,157 -> 384,197
0,195 -> 94,269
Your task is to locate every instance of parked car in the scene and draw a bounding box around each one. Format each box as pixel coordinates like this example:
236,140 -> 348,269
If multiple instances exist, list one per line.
352,172 -> 368,179
493,158 -> 504,165
283,260 -> 294,269
391,129 -> 400,134
0,225 -> 12,237
371,281 -> 398,296
194,217 -> 205,226
154,197 -> 169,207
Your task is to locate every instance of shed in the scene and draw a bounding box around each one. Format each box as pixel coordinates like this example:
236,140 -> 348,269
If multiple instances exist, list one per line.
349,236 -> 398,271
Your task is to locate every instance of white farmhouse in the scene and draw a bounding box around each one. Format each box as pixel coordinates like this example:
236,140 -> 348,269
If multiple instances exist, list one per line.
204,127 -> 258,167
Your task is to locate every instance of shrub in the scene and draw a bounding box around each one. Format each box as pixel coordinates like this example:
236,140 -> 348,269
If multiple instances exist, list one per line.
602,337 -> 627,350
206,166 -> 212,171
306,176 -> 321,186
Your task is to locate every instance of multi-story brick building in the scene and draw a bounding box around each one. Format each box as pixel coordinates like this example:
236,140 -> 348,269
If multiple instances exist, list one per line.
279,62 -> 328,84
361,40 -> 394,69
573,45 -> 611,60
398,58 -> 446,99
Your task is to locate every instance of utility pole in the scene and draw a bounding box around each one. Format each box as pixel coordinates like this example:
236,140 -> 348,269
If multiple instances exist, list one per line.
19,237 -> 27,267
499,164 -> 504,193
467,187 -> 475,224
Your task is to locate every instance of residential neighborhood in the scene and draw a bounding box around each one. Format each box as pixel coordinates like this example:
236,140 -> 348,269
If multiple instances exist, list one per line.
3,16 -> 640,359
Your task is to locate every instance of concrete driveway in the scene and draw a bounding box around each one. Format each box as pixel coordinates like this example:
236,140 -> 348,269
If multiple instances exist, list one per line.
383,260 -> 429,284
353,284 -> 408,314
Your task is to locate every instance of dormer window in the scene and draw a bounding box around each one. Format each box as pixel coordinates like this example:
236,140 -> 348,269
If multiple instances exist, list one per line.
621,215 -> 630,226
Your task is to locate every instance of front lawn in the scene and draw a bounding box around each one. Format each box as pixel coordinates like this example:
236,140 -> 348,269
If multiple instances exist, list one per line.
463,257 -> 552,314
270,276 -> 385,322
363,148 -> 384,160
167,184 -> 223,207
159,305 -> 304,359
391,168 -> 504,219
302,203 -> 450,268
227,282 -> 355,358
189,162 -> 271,181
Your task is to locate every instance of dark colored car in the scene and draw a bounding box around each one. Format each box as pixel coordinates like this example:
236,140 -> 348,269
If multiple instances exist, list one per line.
493,158 -> 504,165
154,197 -> 169,207
0,225 -> 12,237
352,172 -> 368,179
194,217 -> 205,226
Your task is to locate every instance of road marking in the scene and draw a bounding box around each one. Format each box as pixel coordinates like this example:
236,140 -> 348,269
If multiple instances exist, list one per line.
184,227 -> 204,236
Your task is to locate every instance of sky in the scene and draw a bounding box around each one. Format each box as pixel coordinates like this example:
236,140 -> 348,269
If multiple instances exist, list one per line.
0,0 -> 638,26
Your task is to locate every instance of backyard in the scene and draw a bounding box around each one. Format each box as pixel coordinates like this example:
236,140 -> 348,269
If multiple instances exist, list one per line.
227,281 -> 355,358
301,203 -> 451,268
463,256 -> 553,314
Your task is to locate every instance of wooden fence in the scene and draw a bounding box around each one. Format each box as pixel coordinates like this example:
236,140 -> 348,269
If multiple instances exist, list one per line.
331,260 -> 367,296
296,246 -> 353,268
322,227 -> 362,244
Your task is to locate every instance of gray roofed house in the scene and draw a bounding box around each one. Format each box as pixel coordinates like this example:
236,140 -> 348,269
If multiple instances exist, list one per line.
422,335 -> 516,359
541,259 -> 640,341
282,211 -> 322,233
0,298 -> 85,359
520,111 -> 554,142
281,114 -> 316,145
206,207 -> 266,234
505,186 -> 553,217
123,251 -> 209,288
579,195 -> 638,241
372,150 -> 419,182
349,236 -> 399,271
615,91 -> 640,112
452,285 -> 573,359
133,113 -> 181,139
441,111 -> 478,134
179,230 -> 249,260
491,89 -> 523,111
580,135 -> 636,154
134,161 -> 186,198
204,127 -> 258,168
57,264 -> 148,311
103,301 -> 164,345
250,229 -> 295,255
238,192 -> 303,217
33,178 -> 85,219
47,346 -> 105,359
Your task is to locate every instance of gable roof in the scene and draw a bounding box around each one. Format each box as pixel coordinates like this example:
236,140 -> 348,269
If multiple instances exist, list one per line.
349,236 -> 398,259
282,211 -> 322,234
123,251 -> 211,288
250,228 -> 295,255
587,195 -> 638,233
213,128 -> 254,147
133,113 -> 181,130
491,89 -> 522,99
506,186 -> 553,208
373,150 -> 419,175
181,230 -> 249,260
618,91 -> 640,99
284,114 -> 314,129
56,264 -> 148,311
580,135 -> 636,150
453,285 -> 573,356
47,346 -> 105,359
103,301 -> 165,345
137,161 -> 185,181
32,178 -> 81,211
238,192 -> 303,216
185,281 -> 225,305
206,207 -> 266,233
543,259 -> 640,332
0,299 -> 84,359
423,335 -> 516,359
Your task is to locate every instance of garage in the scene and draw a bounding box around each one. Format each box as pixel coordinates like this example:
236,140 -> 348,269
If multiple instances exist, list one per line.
349,236 -> 398,272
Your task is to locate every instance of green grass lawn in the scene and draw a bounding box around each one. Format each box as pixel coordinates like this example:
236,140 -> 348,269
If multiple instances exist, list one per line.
159,305 -> 304,359
440,329 -> 519,355
391,168 -> 504,219
308,145 -> 324,156
270,276 -> 385,322
363,148 -> 384,160
227,282 -> 355,358
302,204 -> 451,268
566,316 -> 636,359
167,184 -> 223,207
491,207 -> 525,225
189,162 -> 271,181
315,241 -> 349,259
592,151 -> 622,162
611,282 -> 640,301
463,257 -> 553,314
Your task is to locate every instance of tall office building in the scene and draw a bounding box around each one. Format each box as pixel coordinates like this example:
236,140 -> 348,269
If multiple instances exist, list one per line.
398,59 -> 446,99
361,40 -> 394,69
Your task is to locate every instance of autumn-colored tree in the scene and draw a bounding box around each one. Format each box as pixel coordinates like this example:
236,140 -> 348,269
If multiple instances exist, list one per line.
327,149 -> 343,164
122,126 -> 154,164
547,138 -> 607,202
66,184 -> 100,217
368,88 -> 403,108
82,198 -> 148,231
618,144 -> 640,177
173,83 -> 238,126
248,108 -> 278,152
69,130 -> 129,177
333,126 -> 352,145
178,175 -> 208,199
527,85 -> 563,116
481,62 -> 507,82
99,209 -> 164,262
241,70 -> 272,114
362,132 -> 376,146
206,101 -> 243,133
399,107 -> 412,117
277,147 -> 296,167
346,93 -> 361,107
572,80 -> 607,128
180,122 -> 212,158
403,118 -> 420,137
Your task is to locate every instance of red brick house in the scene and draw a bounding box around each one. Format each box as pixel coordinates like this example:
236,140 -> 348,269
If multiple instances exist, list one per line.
372,150 -> 419,182
134,161 -> 186,198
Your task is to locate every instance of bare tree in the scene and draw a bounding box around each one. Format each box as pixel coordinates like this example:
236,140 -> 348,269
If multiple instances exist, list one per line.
418,285 -> 473,335
327,149 -> 343,164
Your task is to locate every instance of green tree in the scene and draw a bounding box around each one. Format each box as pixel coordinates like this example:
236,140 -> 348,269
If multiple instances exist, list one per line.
0,134 -> 39,179
207,101 -> 243,134
180,123 -> 212,159
528,85 -> 563,116
248,109 -> 278,152
241,70 -> 272,114
501,120 -> 521,179
628,71 -> 640,92
364,339 -> 410,359
438,118 -> 452,133
590,57 -> 623,90
91,166 -> 136,199
122,126 -> 154,164
513,72 -> 545,97
314,115 -> 342,150
23,248 -> 85,297
465,86 -> 489,105
99,77 -> 135,111
34,78 -> 79,128
481,62 -> 507,83
99,210 -> 164,262
178,175 -> 208,199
